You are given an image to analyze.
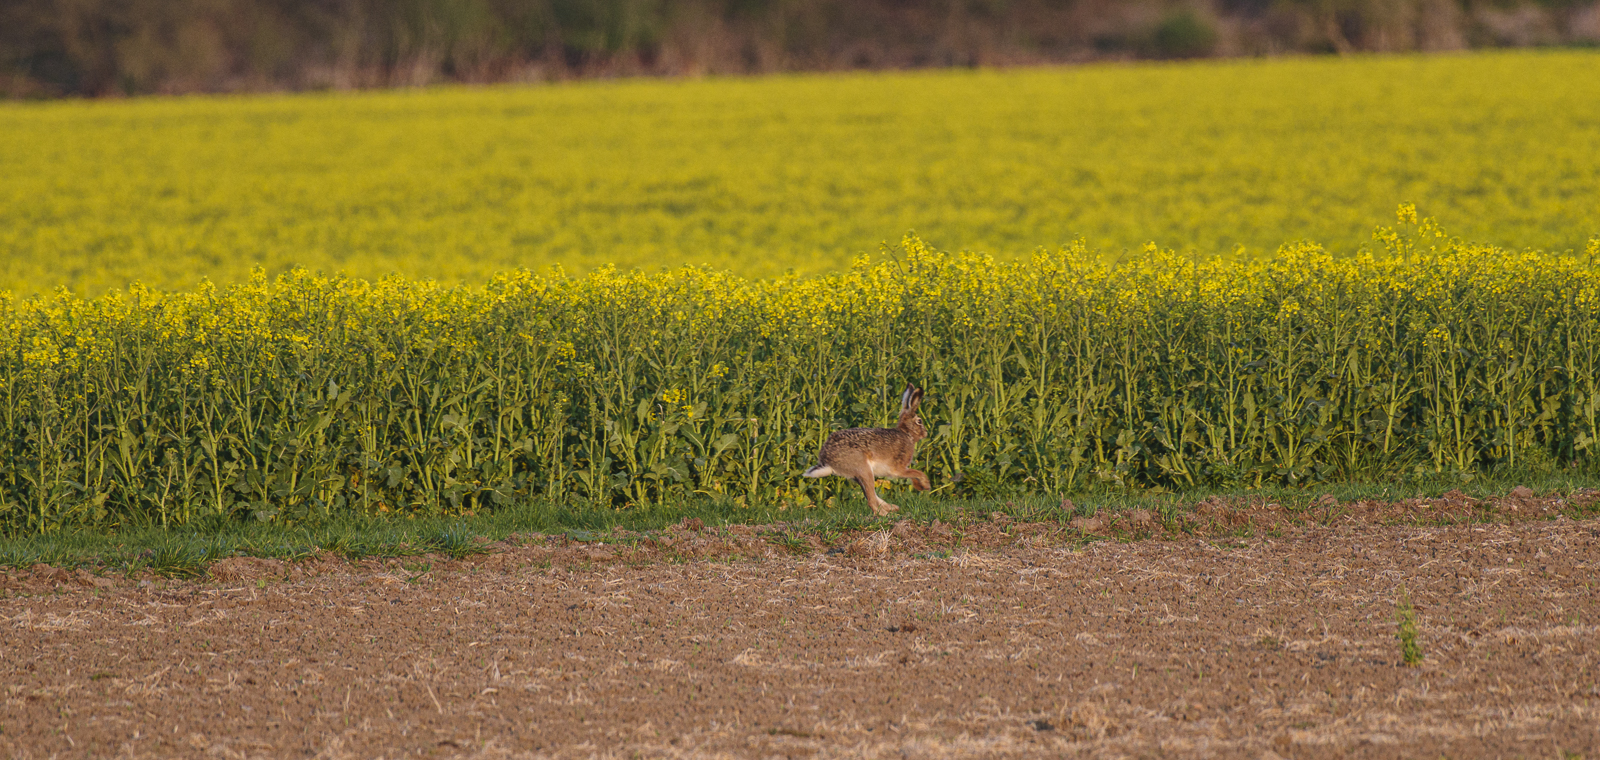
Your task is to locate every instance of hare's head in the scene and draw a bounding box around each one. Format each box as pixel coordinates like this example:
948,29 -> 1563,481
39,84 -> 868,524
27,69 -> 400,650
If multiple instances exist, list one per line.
897,385 -> 926,440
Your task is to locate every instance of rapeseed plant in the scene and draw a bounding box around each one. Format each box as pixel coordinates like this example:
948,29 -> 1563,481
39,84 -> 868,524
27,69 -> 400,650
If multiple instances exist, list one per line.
0,214 -> 1597,535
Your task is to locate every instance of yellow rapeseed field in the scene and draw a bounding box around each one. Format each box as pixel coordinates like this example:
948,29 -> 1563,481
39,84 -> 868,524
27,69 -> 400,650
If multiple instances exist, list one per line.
5,52 -> 1600,534
3,209 -> 1597,534
2,51 -> 1598,296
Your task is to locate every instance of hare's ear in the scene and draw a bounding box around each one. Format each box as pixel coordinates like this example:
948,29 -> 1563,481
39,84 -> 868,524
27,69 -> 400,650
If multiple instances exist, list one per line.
902,385 -> 922,414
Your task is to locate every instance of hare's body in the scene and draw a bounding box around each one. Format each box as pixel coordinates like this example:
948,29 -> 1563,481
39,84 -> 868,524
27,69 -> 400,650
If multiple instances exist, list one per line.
803,386 -> 929,515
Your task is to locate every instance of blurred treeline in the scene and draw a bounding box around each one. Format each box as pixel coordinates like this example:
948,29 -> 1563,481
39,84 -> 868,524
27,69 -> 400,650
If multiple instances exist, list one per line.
4,0 -> 1599,97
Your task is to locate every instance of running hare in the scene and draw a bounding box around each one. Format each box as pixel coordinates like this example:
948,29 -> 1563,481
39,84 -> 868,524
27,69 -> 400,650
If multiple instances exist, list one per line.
802,385 -> 930,515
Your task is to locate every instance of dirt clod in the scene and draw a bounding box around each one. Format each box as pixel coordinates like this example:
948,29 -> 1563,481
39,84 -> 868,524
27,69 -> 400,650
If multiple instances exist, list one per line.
1069,515 -> 1105,533
207,556 -> 284,583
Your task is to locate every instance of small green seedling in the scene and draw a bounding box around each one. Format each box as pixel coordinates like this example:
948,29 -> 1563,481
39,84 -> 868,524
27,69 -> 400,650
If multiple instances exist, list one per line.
1396,585 -> 1422,667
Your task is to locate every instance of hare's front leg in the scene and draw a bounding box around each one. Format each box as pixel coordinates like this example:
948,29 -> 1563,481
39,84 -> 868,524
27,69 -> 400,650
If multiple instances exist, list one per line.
886,461 -> 930,492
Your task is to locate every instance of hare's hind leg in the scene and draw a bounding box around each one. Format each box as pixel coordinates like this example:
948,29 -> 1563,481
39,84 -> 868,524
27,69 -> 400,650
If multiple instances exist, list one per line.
822,449 -> 899,515
850,473 -> 899,516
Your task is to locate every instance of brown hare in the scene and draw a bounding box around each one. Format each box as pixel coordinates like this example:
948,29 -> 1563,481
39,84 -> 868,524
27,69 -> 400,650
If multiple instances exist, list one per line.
802,385 -> 930,515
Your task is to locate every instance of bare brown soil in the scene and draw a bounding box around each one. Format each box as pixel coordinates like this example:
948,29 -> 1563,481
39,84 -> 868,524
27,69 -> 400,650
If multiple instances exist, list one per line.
5,494 -> 1600,759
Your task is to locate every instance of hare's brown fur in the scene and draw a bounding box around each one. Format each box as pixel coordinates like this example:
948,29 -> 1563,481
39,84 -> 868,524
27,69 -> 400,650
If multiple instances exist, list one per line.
803,386 -> 929,515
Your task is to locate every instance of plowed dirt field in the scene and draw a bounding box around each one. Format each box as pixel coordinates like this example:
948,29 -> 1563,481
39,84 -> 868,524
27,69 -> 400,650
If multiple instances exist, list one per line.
5,496 -> 1600,758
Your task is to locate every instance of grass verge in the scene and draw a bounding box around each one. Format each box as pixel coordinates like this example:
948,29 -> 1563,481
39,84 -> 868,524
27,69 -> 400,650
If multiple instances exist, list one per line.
3,467 -> 1598,578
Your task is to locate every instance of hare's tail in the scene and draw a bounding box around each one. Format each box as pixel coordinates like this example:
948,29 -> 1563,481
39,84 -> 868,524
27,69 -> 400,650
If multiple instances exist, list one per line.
803,464 -> 834,478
